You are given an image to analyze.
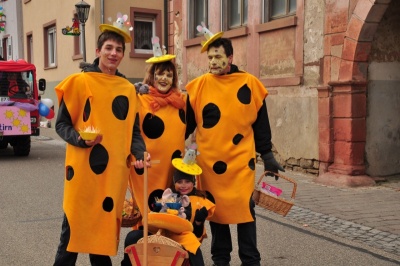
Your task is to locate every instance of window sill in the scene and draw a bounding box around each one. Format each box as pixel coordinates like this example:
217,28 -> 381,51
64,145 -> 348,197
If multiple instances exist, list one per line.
72,54 -> 83,60
261,76 -> 302,87
255,16 -> 297,33
129,52 -> 153,59
44,65 -> 57,70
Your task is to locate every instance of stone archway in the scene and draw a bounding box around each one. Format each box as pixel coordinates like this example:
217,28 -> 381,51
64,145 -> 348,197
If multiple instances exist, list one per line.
316,0 -> 392,187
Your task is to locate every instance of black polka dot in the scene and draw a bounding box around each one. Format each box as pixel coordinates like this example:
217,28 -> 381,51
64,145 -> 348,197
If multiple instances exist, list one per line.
89,144 -> 109,174
213,161 -> 227,174
112,96 -> 129,120
172,149 -> 182,160
232,134 -> 243,145
135,167 -> 144,175
66,166 -> 74,181
237,85 -> 251,104
103,197 -> 114,212
202,103 -> 220,129
126,154 -> 131,168
179,109 -> 186,124
83,99 -> 91,122
142,113 -> 165,139
248,158 -> 255,170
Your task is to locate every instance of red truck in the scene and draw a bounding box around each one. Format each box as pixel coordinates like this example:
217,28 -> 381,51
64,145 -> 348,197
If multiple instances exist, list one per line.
0,59 -> 46,156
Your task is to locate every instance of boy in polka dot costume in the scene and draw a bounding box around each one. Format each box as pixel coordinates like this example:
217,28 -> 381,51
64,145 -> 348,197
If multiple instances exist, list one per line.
185,31 -> 284,266
53,20 -> 149,265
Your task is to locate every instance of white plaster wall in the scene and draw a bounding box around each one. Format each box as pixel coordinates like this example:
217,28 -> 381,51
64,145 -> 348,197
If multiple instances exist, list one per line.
0,0 -> 24,60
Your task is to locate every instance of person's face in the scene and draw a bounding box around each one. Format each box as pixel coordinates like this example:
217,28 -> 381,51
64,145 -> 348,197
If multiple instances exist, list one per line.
154,68 -> 173,93
207,45 -> 232,75
96,39 -> 124,75
174,179 -> 194,195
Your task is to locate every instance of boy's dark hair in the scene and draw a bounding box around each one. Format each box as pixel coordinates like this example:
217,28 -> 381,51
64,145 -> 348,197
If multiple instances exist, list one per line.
207,38 -> 233,57
143,60 -> 178,89
97,30 -> 126,53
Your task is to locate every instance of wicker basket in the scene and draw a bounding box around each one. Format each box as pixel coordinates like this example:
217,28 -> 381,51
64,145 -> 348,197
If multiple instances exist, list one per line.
253,171 -> 297,217
122,182 -> 142,228
138,229 -> 182,249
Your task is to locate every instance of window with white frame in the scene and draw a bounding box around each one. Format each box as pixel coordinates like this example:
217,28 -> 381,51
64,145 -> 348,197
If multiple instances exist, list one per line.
222,0 -> 248,30
46,26 -> 57,67
27,34 -> 33,63
189,0 -> 208,39
263,0 -> 296,22
130,8 -> 162,58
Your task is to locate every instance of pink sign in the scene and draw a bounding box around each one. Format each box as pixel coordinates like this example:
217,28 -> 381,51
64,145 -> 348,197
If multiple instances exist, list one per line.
0,106 -> 31,135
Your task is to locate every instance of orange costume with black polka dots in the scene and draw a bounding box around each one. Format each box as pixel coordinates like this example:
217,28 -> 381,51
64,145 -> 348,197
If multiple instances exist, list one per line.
186,72 -> 268,224
131,86 -> 187,216
55,72 -> 139,256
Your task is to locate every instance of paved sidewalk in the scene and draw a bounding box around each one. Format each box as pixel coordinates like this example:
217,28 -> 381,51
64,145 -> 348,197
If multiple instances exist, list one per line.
254,165 -> 400,257
37,128 -> 400,258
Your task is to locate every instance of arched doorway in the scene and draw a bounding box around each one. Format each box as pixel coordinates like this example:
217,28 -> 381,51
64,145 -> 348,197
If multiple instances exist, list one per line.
316,0 -> 398,186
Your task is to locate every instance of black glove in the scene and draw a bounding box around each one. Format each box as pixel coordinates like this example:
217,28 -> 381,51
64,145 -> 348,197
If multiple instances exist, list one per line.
194,207 -> 208,223
261,151 -> 284,180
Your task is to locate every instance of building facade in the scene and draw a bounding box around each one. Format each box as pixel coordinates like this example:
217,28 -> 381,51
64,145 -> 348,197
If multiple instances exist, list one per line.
22,0 -> 167,115
168,0 -> 400,186
0,0 -> 24,60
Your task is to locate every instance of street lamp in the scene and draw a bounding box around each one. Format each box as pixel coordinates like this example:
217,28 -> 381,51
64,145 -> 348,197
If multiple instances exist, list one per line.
75,0 -> 90,62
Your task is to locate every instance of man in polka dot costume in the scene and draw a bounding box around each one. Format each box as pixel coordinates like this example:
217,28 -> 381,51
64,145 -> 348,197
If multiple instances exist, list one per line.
53,24 -> 148,265
185,37 -> 284,266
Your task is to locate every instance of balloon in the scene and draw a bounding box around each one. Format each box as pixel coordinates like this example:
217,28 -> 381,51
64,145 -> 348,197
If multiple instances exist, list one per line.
45,108 -> 55,120
41,98 -> 54,109
38,102 -> 50,117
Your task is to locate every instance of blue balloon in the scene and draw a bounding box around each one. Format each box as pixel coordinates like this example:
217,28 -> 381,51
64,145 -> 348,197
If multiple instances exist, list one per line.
38,102 -> 50,116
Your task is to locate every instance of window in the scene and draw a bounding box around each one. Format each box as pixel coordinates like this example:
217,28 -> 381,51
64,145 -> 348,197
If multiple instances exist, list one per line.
1,38 -> 5,59
263,0 -> 296,22
44,23 -> 57,68
7,37 -> 12,60
47,27 -> 57,66
73,14 -> 83,58
130,7 -> 162,58
134,16 -> 154,53
188,0 -> 208,39
222,0 -> 248,30
27,33 -> 33,63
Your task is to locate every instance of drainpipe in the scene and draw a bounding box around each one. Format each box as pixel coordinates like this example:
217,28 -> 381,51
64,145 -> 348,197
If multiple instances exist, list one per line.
101,0 -> 104,24
164,0 -> 168,51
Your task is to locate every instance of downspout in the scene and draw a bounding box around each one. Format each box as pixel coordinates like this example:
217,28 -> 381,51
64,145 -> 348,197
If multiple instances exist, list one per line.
164,0 -> 168,52
101,0 -> 104,24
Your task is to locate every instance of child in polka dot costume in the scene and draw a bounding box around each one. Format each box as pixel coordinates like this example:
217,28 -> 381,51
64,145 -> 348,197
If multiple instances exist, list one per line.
122,168 -> 215,266
53,24 -> 149,265
185,36 -> 284,266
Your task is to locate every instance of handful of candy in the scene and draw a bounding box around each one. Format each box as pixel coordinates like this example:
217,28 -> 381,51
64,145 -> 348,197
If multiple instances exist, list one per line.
79,126 -> 100,141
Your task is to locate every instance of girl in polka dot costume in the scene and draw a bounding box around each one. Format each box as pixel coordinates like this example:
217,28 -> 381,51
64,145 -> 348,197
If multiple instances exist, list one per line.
53,22 -> 149,265
129,40 -> 187,228
122,166 -> 215,265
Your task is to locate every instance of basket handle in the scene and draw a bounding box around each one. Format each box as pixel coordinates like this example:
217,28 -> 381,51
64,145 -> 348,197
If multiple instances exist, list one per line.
256,171 -> 297,199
